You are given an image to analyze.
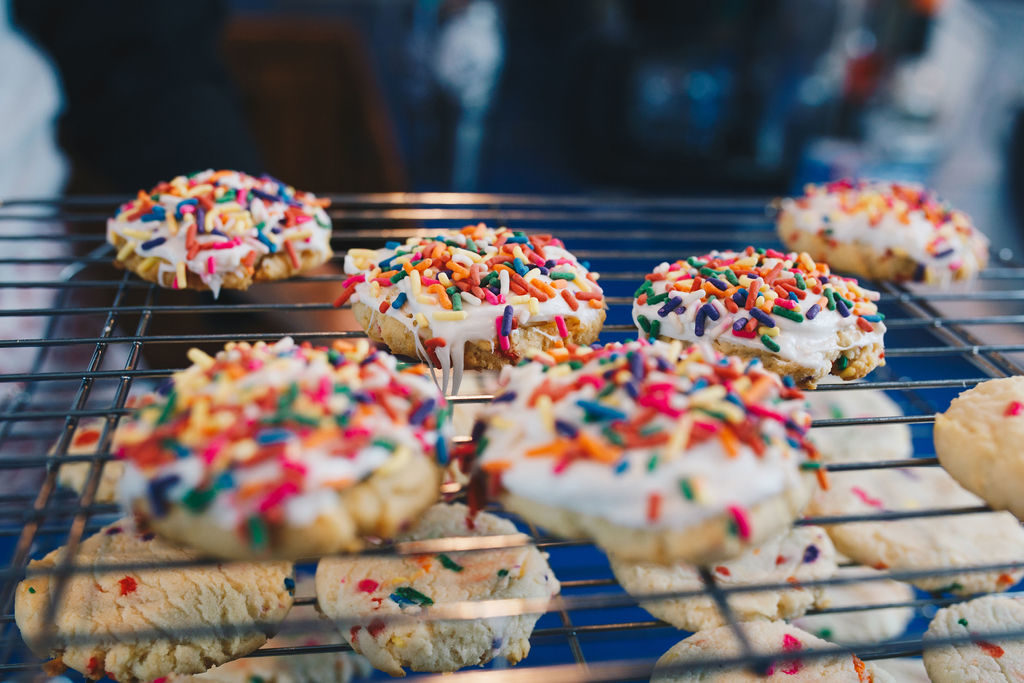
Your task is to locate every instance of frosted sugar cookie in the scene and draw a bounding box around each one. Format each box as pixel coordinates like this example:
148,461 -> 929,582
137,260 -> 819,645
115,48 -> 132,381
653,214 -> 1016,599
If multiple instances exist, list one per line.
924,594 -> 1024,682
610,525 -> 837,631
15,519 -> 294,682
632,247 -> 886,388
116,337 -> 450,560
651,621 -> 895,682
792,566 -> 915,643
316,503 -> 559,676
473,339 -> 820,565
108,169 -> 332,296
777,179 -> 988,285
341,223 -> 605,392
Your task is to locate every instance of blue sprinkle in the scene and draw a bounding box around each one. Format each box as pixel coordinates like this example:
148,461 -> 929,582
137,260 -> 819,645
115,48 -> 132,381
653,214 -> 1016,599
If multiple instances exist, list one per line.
732,317 -> 748,332
657,296 -> 684,317
140,237 -> 166,250
581,260 -> 591,269
385,241 -> 401,249
379,256 -> 396,271
501,305 -> 514,337
861,313 -> 884,322
435,435 -> 449,465
177,198 -> 198,207
655,356 -> 673,372
257,429 -> 293,445
782,375 -> 796,388
700,302 -> 720,321
933,247 -> 955,258
251,188 -> 280,204
389,592 -> 416,607
614,459 -> 629,474
392,292 -> 407,309
806,304 -> 821,320
214,471 -> 234,489
750,308 -> 775,327
836,299 -> 851,317
629,352 -> 644,378
789,291 -> 800,302
577,400 -> 627,421
254,230 -> 277,252
284,577 -> 296,592
512,257 -> 529,276
506,235 -> 530,244
155,378 -> 175,396
492,391 -> 517,403
624,381 -> 641,399
147,474 -> 181,517
803,545 -> 820,563
409,398 -> 437,426
554,420 -> 578,438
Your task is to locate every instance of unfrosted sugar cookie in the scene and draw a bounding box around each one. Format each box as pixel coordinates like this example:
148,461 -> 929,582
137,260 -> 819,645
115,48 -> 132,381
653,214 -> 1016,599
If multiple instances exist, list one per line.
792,566 -> 915,643
107,170 -> 332,296
934,376 -> 1024,522
632,247 -> 886,389
872,659 -> 929,683
610,525 -> 837,631
804,383 -> 912,463
806,459 -> 1024,595
777,180 -> 989,285
650,621 -> 895,682
170,577 -> 371,683
54,418 -> 125,504
340,224 -> 605,392
474,339 -> 820,565
315,502 -> 559,676
924,594 -> 1024,682
116,337 -> 451,560
15,519 -> 294,682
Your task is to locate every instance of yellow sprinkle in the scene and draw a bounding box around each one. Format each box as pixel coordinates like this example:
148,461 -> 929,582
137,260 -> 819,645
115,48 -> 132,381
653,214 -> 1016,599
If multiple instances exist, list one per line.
175,262 -> 187,289
523,268 -> 542,282
489,417 -> 517,430
139,256 -> 160,274
731,376 -> 752,393
512,245 -> 525,260
415,313 -> 429,329
348,248 -> 379,259
392,635 -> 406,647
411,269 -> 422,295
116,240 -> 137,261
664,415 -> 693,461
508,295 -> 531,305
547,364 -> 572,379
528,297 -> 539,315
186,183 -> 214,198
667,340 -> 684,360
438,272 -> 452,286
286,229 -> 312,242
759,326 -> 779,337
120,228 -> 151,240
840,364 -> 859,380
574,274 -> 591,292
204,209 -> 216,233
369,280 -> 381,297
689,385 -> 726,407
165,211 -> 179,236
417,295 -> 437,306
232,439 -> 259,462
536,395 -> 554,434
187,347 -> 216,369
376,446 -> 411,477
433,310 -> 468,321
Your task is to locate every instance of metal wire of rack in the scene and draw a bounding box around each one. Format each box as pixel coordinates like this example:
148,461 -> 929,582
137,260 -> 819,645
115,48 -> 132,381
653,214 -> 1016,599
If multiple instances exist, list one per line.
0,193 -> 1023,681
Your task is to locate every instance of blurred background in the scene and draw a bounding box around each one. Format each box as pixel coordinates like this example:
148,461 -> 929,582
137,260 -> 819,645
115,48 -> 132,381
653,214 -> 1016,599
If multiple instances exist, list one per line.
4,0 -> 1024,253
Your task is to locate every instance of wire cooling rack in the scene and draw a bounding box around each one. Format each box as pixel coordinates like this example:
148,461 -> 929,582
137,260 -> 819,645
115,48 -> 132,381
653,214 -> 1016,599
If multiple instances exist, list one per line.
1,193 -> 1024,681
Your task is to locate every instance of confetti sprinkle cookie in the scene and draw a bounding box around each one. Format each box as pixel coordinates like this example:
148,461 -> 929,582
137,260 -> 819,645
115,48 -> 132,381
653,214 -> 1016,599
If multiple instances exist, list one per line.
610,525 -> 837,631
107,169 -> 332,296
651,621 -> 895,682
316,503 -> 559,676
924,594 -> 1024,683
116,337 -> 451,560
632,247 -> 886,388
473,339 -> 819,565
54,417 -> 124,504
341,223 -> 605,393
777,179 -> 988,285
15,519 -> 294,683
935,376 -> 1024,523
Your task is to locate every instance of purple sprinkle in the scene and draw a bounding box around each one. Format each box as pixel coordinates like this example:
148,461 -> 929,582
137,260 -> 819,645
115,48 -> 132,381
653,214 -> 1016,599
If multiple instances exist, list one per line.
492,392 -> 517,403
731,290 -> 748,306
147,474 -> 181,517
141,532 -> 156,542
545,259 -> 557,268
933,247 -> 955,258
501,305 -> 514,336
105,526 -> 122,536
196,206 -> 206,232
750,308 -> 775,327
700,302 -> 721,321
657,296 -> 684,317
471,420 -> 486,442
251,188 -> 280,204
140,236 -> 166,250
732,317 -> 748,332
694,310 -> 706,337
555,420 -> 578,438
624,380 -> 641,400
836,299 -> 851,317
409,398 -> 436,426
707,277 -> 729,290
802,545 -> 819,563
913,263 -> 927,281
806,304 -> 821,320
537,266 -> 549,275
629,351 -> 645,379
655,356 -> 672,372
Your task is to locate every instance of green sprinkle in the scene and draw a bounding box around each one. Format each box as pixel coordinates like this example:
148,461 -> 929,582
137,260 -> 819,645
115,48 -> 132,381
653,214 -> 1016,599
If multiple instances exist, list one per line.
727,519 -> 739,537
817,628 -> 833,640
568,360 -> 584,370
215,188 -> 237,203
27,587 -> 35,594
771,305 -> 804,323
679,478 -> 695,500
316,213 -> 330,228
550,272 -> 575,280
603,427 -> 624,446
372,439 -> 396,451
247,516 -> 268,549
760,334 -> 781,352
698,267 -> 719,278
800,462 -> 823,470
438,554 -> 464,572
755,247 -> 766,254
794,272 -> 806,289
446,286 -> 459,296
475,436 -> 490,456
637,315 -> 651,334
465,236 -> 478,253
648,319 -> 661,339
646,455 -> 659,472
279,383 -> 299,411
824,288 -> 837,310
829,405 -> 844,419
288,414 -> 320,427
634,281 -> 655,298
497,569 -> 509,577
390,270 -> 408,284
182,487 -> 216,512
597,383 -> 616,399
647,292 -> 669,306
451,292 -> 462,311
837,355 -> 849,371
958,618 -> 969,627
722,269 -> 740,286
392,586 -> 434,606
156,391 -> 177,425
686,257 -> 704,268
249,676 -> 266,683
334,413 -> 351,427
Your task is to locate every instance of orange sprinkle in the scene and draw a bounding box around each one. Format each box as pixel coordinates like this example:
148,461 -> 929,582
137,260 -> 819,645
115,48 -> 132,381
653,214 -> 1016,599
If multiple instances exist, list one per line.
480,460 -> 512,473
561,289 -> 579,311
719,428 -> 739,457
526,440 -> 569,458
816,467 -> 830,491
427,284 -> 452,310
284,240 -> 300,269
577,431 -> 620,463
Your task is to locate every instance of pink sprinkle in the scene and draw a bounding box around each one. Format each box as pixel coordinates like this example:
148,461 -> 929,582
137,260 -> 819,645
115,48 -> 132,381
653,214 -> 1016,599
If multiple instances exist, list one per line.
484,290 -> 499,305
258,482 -> 300,512
295,214 -> 311,224
851,486 -> 884,509
420,276 -> 440,286
315,375 -> 332,403
282,459 -> 308,476
668,263 -> 682,271
341,274 -> 366,288
727,504 -> 751,540
499,335 -> 510,352
206,256 -> 216,275
528,251 -> 545,266
745,404 -> 788,423
247,358 -> 264,371
497,294 -> 506,304
179,204 -> 195,214
555,315 -> 568,338
201,438 -> 226,465
357,579 -> 379,593
236,189 -> 248,205
782,634 -> 802,651
1005,401 -> 1023,417
577,376 -> 603,390
774,297 -> 797,310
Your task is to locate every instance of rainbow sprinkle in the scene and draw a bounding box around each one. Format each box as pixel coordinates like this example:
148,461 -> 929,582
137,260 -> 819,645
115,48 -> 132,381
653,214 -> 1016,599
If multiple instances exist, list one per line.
115,337 -> 450,547
107,170 -> 332,296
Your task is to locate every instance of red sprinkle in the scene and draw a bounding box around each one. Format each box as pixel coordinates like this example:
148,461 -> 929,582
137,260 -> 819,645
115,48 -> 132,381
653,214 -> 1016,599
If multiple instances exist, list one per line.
714,565 -> 731,577
856,316 -> 874,332
368,619 -> 387,638
1005,401 -> 1024,417
357,579 -> 379,593
646,492 -> 661,522
851,486 -> 884,509
284,239 -> 301,269
561,288 -> 579,311
118,576 -> 138,596
333,285 -> 357,308
976,640 -> 1005,658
